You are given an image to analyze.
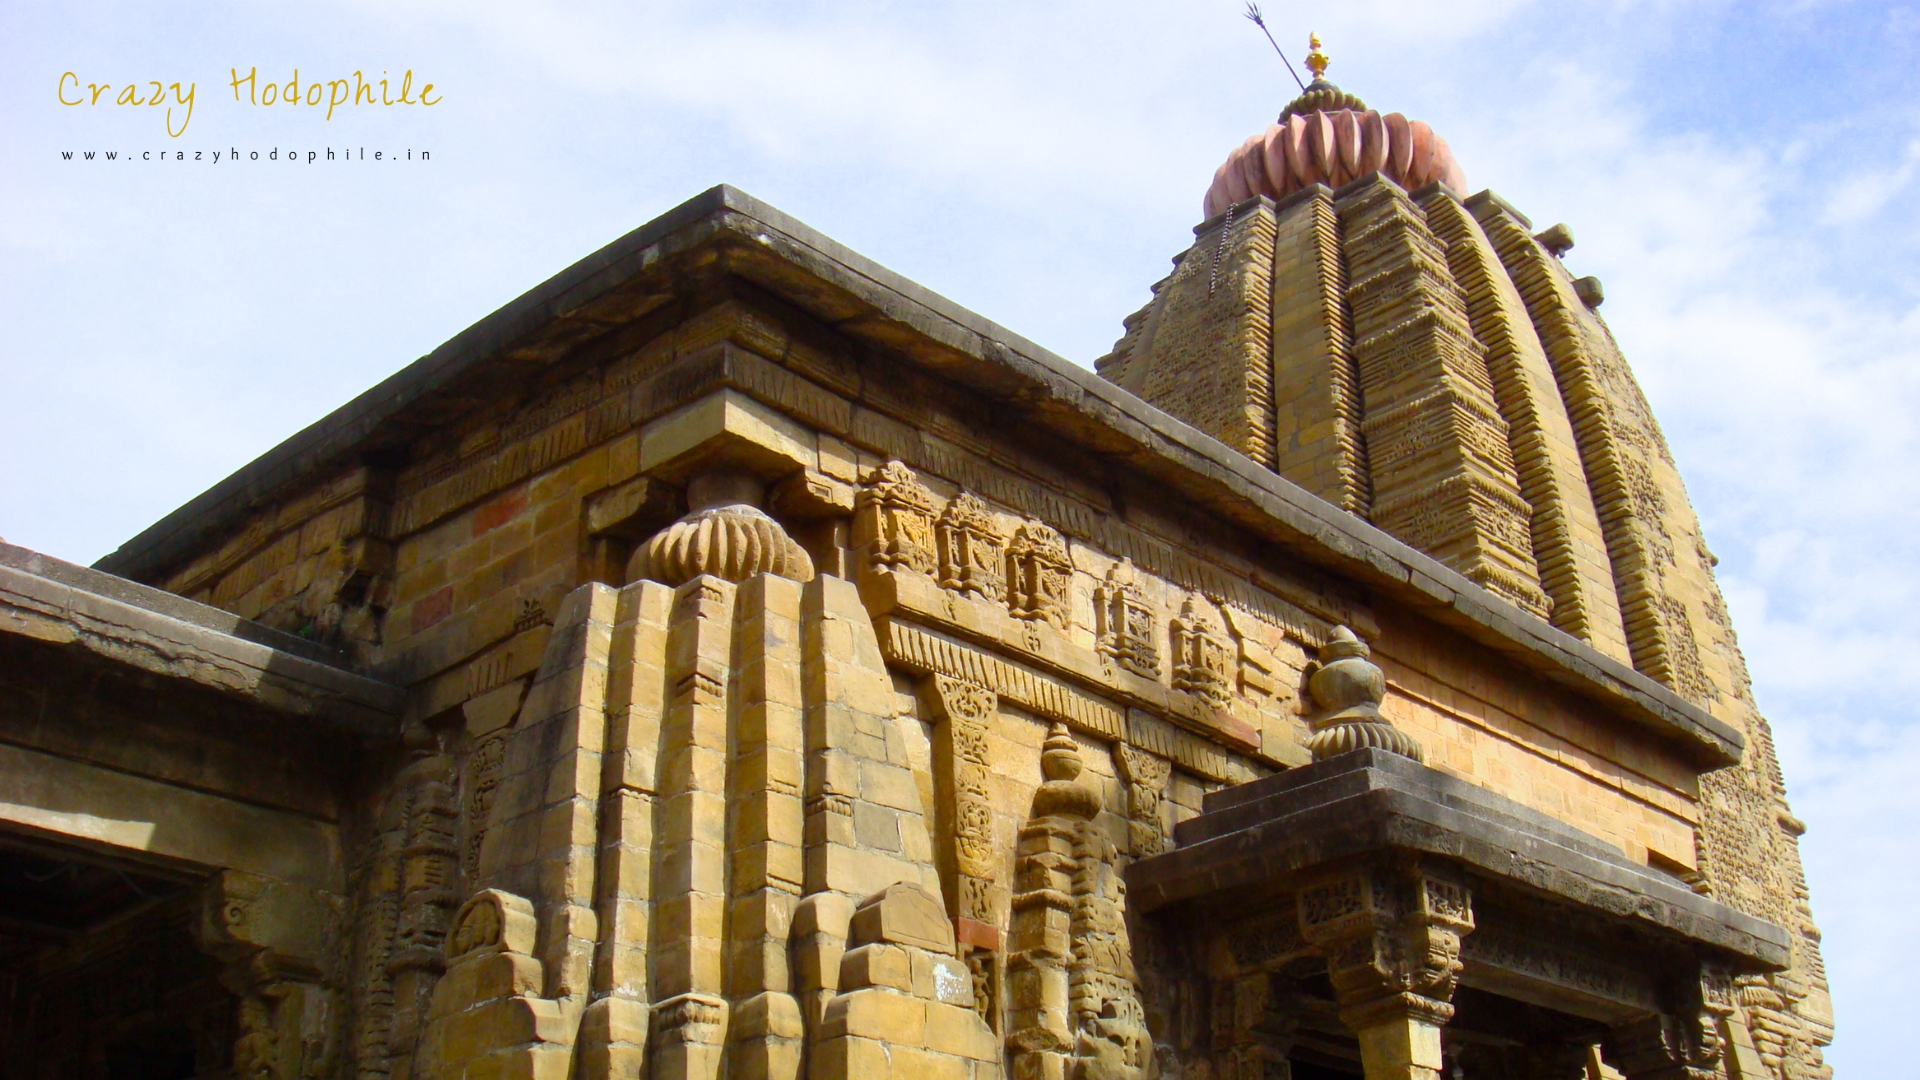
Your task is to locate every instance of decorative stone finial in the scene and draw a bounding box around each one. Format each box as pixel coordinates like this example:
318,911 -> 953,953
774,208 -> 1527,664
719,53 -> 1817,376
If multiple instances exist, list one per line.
1033,723 -> 1100,819
1305,626 -> 1424,762
1305,33 -> 1329,81
627,468 -> 815,586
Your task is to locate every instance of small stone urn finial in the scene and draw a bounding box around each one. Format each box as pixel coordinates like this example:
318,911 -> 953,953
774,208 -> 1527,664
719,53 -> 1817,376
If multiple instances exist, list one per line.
1032,723 -> 1100,819
1306,626 -> 1424,762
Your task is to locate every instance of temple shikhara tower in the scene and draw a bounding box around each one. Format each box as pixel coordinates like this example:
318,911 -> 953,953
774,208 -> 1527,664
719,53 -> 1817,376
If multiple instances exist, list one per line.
1,36 -> 1832,1080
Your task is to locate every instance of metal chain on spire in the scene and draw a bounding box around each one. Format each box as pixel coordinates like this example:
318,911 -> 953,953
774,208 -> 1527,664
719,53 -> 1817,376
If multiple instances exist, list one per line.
1207,201 -> 1235,297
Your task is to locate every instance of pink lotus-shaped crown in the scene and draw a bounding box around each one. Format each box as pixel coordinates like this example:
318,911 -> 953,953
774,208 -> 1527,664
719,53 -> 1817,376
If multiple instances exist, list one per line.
1202,86 -> 1466,219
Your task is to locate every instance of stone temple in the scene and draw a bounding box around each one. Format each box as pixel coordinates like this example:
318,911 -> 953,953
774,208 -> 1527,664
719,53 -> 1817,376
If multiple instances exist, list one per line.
0,44 -> 1833,1080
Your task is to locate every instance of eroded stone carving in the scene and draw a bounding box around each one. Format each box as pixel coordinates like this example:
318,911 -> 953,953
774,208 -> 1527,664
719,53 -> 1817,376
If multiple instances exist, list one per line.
928,674 -> 1001,927
198,871 -> 339,1080
1306,626 -> 1422,762
1170,594 -> 1232,709
1113,743 -> 1172,858
937,491 -> 1007,601
1096,560 -> 1160,679
856,459 -> 938,575
1006,520 -> 1072,631
1008,725 -> 1150,1080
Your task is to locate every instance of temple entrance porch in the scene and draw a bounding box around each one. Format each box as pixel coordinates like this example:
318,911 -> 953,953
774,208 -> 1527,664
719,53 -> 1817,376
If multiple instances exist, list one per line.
1125,749 -> 1789,1080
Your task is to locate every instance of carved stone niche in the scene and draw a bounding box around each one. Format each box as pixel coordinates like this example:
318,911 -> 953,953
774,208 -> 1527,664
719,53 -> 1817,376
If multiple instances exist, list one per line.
937,491 -> 1007,601
855,459 -> 939,577
1170,593 -> 1233,710
1006,520 -> 1073,632
1095,559 -> 1159,679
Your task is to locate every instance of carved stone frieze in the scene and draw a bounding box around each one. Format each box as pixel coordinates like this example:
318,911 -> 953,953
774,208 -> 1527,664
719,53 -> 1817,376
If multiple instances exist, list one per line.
937,491 -> 1007,601
856,459 -> 938,576
1096,559 -> 1160,679
1460,923 -> 1660,1016
1170,593 -> 1233,709
1006,519 -> 1073,632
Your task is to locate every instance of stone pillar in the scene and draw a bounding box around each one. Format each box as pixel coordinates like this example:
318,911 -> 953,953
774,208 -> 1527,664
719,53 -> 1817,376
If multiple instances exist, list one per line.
1295,863 -> 1473,1080
926,674 -> 1005,1031
1212,973 -> 1297,1080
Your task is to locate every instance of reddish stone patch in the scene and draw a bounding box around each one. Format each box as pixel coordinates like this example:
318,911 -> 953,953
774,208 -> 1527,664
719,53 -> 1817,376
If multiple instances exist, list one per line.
410,585 -> 454,634
473,487 -> 529,537
953,916 -> 1001,952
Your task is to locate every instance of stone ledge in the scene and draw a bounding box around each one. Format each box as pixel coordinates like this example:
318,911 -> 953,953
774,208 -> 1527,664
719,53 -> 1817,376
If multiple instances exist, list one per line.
1,545 -> 405,735
1125,748 -> 1789,969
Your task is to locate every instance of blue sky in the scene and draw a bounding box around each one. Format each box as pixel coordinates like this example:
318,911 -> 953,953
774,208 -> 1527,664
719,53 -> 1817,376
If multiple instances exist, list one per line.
3,2 -> 1914,1073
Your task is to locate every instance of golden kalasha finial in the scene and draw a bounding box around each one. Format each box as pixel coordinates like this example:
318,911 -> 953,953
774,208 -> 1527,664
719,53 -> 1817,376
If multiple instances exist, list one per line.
1305,32 -> 1329,80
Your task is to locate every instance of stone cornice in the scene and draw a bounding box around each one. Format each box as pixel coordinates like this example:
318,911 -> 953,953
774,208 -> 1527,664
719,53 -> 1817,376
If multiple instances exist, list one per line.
3,543 -> 405,734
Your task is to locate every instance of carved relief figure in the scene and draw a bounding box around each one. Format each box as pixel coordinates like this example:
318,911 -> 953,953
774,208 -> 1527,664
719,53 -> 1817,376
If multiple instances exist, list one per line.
938,491 -> 1008,601
1006,520 -> 1073,631
1095,560 -> 1160,678
857,459 -> 938,575
1169,594 -> 1232,709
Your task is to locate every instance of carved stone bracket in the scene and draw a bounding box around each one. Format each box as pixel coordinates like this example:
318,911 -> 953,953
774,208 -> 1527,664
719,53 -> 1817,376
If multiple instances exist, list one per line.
1602,960 -> 1734,1080
1294,862 -> 1474,1080
198,871 -> 339,1080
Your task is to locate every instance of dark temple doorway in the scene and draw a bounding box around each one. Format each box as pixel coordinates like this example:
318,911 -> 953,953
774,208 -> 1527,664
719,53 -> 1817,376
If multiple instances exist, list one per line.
0,833 -> 235,1080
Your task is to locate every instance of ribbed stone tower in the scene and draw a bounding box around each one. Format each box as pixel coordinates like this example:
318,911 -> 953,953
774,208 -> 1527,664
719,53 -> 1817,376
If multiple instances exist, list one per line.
1097,39 -> 1834,1080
